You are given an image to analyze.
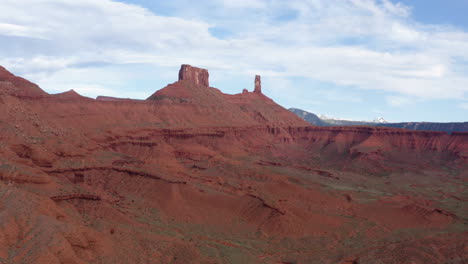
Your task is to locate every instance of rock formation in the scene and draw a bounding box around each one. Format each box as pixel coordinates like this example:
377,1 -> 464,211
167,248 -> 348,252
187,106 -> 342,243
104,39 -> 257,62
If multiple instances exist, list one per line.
0,64 -> 466,264
178,64 -> 209,87
52,89 -> 86,99
242,88 -> 248,94
0,65 -> 15,79
0,66 -> 48,97
254,75 -> 262,93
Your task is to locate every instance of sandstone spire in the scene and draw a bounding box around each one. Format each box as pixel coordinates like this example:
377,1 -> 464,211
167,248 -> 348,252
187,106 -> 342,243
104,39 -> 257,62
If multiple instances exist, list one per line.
178,64 -> 209,87
254,75 -> 261,93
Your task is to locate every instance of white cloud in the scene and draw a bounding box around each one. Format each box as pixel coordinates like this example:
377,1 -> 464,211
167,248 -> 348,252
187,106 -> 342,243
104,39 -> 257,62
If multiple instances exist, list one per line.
381,0 -> 411,17
31,66 -> 153,99
220,0 -> 266,9
386,96 -> 412,107
0,23 -> 48,39
459,102 -> 468,110
0,0 -> 467,105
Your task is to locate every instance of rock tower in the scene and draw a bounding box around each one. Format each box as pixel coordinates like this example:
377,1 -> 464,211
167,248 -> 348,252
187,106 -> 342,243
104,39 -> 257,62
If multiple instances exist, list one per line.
254,75 -> 261,93
178,64 -> 209,87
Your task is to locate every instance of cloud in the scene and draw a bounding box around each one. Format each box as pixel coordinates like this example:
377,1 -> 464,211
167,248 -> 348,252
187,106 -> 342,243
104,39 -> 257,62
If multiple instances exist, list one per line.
0,0 -> 467,104
386,96 -> 412,107
381,0 -> 411,17
459,102 -> 468,110
0,23 -> 48,39
220,0 -> 266,9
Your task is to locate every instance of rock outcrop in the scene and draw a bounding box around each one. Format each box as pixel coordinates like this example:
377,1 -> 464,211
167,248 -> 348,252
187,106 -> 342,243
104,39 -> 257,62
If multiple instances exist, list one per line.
0,66 -> 48,97
254,75 -> 262,93
0,65 -> 15,79
0,64 -> 466,264
178,64 -> 209,87
52,89 -> 87,100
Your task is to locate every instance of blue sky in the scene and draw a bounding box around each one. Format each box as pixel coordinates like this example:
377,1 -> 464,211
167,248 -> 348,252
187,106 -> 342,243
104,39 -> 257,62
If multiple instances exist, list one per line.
0,0 -> 467,122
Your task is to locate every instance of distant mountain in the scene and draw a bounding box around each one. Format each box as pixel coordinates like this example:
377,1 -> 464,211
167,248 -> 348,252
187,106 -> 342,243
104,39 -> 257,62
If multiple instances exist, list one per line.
290,108 -> 385,126
289,108 -> 468,133
374,122 -> 468,133
317,113 -> 388,123
372,117 -> 388,123
290,108 -> 326,126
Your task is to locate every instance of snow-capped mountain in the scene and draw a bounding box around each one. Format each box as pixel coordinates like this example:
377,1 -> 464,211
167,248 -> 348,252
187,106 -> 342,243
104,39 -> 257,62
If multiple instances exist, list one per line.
372,117 -> 388,123
318,114 -> 388,123
289,108 -> 467,133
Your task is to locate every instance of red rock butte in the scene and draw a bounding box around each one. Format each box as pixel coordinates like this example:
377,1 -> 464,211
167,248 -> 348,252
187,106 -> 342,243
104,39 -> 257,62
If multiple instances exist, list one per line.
0,64 -> 466,264
178,64 -> 210,87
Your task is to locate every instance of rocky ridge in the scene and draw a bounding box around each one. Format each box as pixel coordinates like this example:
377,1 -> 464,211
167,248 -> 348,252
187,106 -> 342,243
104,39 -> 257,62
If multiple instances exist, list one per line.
0,65 -> 466,264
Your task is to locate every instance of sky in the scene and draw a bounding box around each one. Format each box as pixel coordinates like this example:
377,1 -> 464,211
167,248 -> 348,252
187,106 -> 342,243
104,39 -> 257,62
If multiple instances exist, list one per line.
0,0 -> 467,122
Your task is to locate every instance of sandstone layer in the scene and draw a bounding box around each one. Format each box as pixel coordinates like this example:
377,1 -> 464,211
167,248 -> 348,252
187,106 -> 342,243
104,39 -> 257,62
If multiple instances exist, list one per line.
0,65 -> 466,264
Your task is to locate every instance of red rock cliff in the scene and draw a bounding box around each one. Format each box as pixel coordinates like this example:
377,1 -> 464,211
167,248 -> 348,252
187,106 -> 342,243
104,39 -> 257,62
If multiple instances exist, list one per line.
178,64 -> 209,87
0,64 -> 466,264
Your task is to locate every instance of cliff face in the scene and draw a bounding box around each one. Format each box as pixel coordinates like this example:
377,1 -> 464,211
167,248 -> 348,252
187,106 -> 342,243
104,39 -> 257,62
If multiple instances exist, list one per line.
178,64 -> 210,87
0,65 -> 466,264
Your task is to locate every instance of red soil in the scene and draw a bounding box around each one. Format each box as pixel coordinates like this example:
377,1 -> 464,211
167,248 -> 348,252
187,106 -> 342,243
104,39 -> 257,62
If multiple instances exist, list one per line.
0,65 -> 466,264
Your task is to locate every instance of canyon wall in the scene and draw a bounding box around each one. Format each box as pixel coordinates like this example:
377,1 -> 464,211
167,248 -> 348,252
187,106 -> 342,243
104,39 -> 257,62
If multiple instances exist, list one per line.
0,65 -> 466,264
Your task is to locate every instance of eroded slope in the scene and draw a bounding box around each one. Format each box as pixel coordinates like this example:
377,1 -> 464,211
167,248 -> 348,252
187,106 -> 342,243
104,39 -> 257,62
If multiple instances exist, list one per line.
0,65 -> 466,264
